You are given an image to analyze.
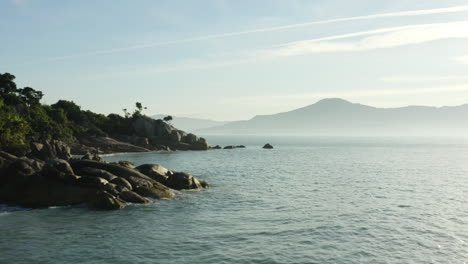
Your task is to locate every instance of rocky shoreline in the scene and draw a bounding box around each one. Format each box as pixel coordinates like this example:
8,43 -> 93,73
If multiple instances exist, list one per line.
0,141 -> 208,210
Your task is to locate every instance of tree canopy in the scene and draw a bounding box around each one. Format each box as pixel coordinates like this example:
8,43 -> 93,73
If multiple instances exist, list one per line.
0,72 -> 159,155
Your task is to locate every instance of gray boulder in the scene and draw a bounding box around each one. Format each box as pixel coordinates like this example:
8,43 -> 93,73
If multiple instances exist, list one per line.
91,191 -> 126,210
77,176 -> 109,189
119,191 -> 150,204
135,164 -> 170,184
76,167 -> 118,182
110,177 -> 133,191
165,172 -> 202,190
29,140 -> 71,160
70,160 -> 174,199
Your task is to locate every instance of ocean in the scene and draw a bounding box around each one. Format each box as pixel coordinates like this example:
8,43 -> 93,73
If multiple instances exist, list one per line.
1,136 -> 467,263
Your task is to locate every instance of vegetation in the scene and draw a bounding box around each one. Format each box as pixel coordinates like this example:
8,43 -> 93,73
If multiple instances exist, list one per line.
0,73 -> 154,155
163,115 -> 173,123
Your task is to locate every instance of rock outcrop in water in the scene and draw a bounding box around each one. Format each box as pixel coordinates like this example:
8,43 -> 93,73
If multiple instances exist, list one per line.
263,143 -> 273,149
0,146 -> 209,210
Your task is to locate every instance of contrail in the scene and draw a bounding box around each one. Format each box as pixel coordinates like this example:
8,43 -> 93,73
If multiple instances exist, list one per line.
48,5 -> 468,61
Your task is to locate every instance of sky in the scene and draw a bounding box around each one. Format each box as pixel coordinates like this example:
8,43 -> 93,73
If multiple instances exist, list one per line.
2,0 -> 468,121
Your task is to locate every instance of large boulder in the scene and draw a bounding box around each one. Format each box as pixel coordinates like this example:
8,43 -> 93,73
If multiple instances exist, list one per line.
75,167 -> 118,182
110,177 -> 133,191
0,173 -> 99,209
119,190 -> 150,204
165,172 -> 202,190
41,159 -> 79,184
4,159 -> 38,184
69,160 -> 174,199
170,130 -> 182,142
90,191 -> 126,210
133,116 -> 174,138
183,133 -> 198,144
29,140 -> 71,160
77,176 -> 109,189
135,164 -> 170,184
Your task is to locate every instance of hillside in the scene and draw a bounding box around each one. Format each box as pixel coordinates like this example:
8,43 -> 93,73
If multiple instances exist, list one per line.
198,98 -> 468,136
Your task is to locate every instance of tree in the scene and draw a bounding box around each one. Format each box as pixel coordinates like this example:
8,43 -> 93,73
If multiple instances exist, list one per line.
133,102 -> 147,118
163,115 -> 173,123
18,87 -> 43,106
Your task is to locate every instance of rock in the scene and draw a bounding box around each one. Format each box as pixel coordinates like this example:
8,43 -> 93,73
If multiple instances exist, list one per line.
4,159 -> 38,184
212,145 -> 222,149
133,116 -> 173,138
76,167 -> 118,182
0,173 -> 99,209
91,191 -> 126,210
116,160 -> 135,169
170,130 -> 182,142
81,152 -> 93,160
70,160 -> 174,199
44,159 -> 74,175
165,172 -> 202,190
17,157 -> 45,172
29,140 -> 71,160
199,180 -> 209,188
119,191 -> 150,203
134,185 -> 174,199
77,176 -> 109,189
136,164 -> 170,184
110,177 -> 133,191
263,143 -> 274,149
223,145 -> 245,149
184,133 -> 199,144
76,136 -> 150,154
92,154 -> 103,162
0,151 -> 18,161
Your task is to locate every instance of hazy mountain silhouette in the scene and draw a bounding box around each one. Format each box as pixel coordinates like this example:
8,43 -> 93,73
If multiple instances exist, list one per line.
197,98 -> 468,136
151,115 -> 228,132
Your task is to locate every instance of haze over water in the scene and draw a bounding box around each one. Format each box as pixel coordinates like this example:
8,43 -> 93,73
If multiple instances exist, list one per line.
1,136 -> 467,263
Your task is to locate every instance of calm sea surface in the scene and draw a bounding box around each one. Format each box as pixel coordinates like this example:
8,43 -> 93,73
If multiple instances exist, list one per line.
1,136 -> 467,264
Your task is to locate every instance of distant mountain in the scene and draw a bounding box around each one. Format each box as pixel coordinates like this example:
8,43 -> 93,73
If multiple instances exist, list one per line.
151,115 -> 228,132
197,98 -> 468,136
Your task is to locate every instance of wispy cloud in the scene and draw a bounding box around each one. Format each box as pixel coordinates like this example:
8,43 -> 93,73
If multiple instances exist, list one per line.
109,21 -> 468,76
258,21 -> 468,57
48,5 -> 468,61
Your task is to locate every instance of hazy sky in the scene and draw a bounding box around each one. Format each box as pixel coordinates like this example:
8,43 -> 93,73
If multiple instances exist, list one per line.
2,0 -> 468,120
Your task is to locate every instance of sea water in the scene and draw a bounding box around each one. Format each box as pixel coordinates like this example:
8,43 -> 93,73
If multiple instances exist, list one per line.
1,136 -> 467,263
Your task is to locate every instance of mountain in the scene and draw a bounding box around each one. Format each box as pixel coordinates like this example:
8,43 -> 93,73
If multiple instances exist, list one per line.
151,115 -> 228,132
197,98 -> 468,136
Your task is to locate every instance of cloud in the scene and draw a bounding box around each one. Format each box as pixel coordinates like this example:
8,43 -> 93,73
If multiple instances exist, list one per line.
82,20 -> 468,79
118,21 -> 468,75
47,5 -> 468,61
258,21 -> 468,58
